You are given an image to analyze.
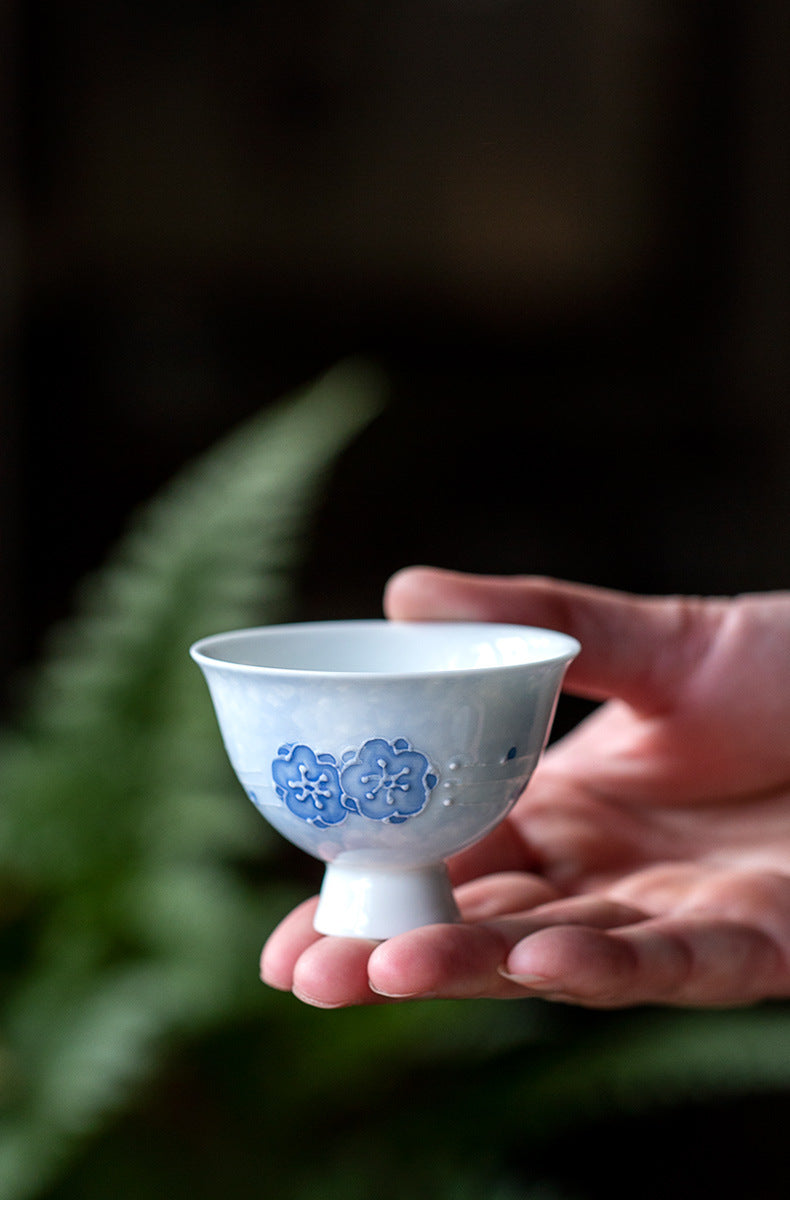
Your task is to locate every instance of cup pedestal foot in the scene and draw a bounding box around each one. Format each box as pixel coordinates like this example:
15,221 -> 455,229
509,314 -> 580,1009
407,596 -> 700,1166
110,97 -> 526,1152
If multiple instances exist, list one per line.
313,861 -> 461,940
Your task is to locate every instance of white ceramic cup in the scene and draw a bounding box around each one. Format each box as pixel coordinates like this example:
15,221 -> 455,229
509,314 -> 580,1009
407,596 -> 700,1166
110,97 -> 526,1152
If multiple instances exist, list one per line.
191,619 -> 580,939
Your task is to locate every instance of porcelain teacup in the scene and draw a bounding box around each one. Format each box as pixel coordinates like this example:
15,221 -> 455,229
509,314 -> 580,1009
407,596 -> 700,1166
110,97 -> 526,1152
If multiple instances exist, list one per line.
190,619 -> 580,939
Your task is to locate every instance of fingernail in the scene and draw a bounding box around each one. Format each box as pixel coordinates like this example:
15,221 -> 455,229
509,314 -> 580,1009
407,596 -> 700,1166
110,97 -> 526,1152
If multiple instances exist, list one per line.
368,982 -> 435,1000
292,987 -> 347,1010
497,965 -> 560,989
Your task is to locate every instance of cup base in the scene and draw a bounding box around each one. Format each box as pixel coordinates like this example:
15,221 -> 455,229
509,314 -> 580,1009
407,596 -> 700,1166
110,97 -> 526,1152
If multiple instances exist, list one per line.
313,861 -> 462,939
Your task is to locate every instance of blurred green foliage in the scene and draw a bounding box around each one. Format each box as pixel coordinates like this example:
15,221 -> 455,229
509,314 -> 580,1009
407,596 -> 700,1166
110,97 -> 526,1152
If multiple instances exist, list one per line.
2,361 -> 790,1199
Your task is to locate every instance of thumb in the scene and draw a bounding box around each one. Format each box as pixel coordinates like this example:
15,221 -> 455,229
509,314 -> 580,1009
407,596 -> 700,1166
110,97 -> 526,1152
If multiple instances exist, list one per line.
384,567 -> 722,714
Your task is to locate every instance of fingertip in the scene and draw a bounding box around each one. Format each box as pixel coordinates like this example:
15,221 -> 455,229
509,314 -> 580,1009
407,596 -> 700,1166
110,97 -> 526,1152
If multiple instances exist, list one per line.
368,922 -> 515,1000
259,896 -> 321,992
366,933 -> 435,999
383,566 -> 475,621
260,965 -> 293,993
503,924 -> 637,1004
383,565 -> 441,619
259,944 -> 293,992
291,936 -> 384,1008
454,870 -> 558,920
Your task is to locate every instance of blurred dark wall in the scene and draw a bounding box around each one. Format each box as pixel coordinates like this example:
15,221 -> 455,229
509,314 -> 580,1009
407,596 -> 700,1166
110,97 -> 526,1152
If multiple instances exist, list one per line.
2,1 -> 789,704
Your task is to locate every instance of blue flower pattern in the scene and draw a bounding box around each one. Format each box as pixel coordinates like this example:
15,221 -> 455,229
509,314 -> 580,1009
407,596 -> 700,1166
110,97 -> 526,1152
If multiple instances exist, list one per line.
340,738 -> 433,823
272,738 -> 437,827
271,743 -> 347,828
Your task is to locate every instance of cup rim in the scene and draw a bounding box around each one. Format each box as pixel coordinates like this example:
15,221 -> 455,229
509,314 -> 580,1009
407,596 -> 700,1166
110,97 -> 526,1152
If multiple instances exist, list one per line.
189,618 -> 581,680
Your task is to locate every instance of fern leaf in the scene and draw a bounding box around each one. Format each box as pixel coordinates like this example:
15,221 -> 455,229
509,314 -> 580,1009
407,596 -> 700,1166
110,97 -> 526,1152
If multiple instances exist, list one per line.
0,359 -> 386,1197
0,358 -> 386,885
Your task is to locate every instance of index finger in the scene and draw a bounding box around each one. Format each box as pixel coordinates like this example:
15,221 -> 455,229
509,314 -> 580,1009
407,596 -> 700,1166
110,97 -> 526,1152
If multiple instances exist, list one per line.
384,566 -> 722,715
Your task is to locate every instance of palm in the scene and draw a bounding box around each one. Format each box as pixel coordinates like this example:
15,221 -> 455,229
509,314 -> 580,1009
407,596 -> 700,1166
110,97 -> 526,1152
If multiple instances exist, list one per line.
490,705 -> 790,899
261,573 -> 790,1009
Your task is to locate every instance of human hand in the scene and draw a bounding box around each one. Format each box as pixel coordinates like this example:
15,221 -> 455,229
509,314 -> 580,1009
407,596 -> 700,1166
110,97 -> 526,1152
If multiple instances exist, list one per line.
261,567 -> 790,1009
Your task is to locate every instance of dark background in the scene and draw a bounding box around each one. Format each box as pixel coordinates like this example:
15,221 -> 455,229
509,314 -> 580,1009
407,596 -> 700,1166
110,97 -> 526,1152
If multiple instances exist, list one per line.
2,0 -> 789,709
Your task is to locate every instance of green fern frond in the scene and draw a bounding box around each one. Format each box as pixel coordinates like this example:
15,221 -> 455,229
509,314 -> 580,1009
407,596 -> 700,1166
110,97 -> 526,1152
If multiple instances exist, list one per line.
0,358 -> 386,885
0,359 -> 386,1197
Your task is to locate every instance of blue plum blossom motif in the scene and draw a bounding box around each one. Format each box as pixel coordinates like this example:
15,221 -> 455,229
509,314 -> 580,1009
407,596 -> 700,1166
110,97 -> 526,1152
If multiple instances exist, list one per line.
272,744 -> 348,828
339,738 -> 436,824
272,738 -> 437,828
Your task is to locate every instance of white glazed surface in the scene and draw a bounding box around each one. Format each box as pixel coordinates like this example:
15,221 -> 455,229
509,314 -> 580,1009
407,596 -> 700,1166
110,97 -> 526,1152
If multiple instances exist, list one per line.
191,620 -> 580,935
